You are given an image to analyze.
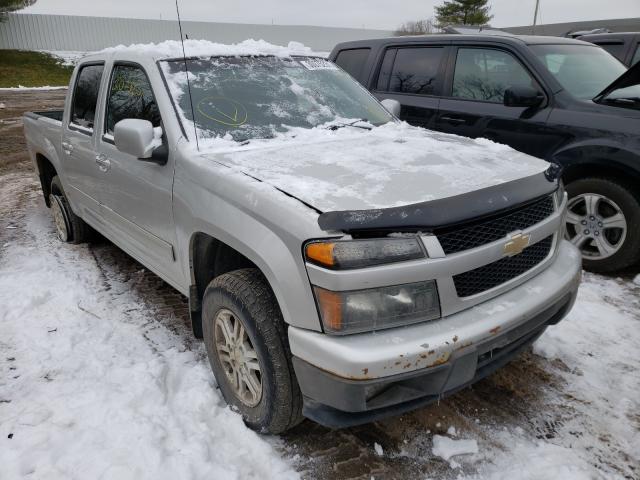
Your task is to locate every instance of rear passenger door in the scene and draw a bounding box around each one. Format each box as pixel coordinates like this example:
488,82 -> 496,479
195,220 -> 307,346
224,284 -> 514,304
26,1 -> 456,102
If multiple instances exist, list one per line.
435,46 -> 552,159
371,45 -> 448,129
61,62 -> 105,223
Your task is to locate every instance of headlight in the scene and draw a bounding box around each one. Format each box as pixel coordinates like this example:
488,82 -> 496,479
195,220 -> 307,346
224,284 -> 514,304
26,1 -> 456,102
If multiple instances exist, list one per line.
314,281 -> 440,335
305,238 -> 425,270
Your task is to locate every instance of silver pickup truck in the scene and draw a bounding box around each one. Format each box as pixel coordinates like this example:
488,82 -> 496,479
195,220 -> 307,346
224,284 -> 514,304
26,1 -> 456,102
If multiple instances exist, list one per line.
23,40 -> 581,434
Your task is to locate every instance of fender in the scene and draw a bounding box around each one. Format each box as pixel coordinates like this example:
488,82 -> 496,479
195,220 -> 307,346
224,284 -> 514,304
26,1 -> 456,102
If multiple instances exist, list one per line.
551,137 -> 640,183
172,152 -> 326,332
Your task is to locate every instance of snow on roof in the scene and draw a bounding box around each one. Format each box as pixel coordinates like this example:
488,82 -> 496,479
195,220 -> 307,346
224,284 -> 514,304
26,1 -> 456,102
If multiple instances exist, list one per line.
101,38 -> 317,60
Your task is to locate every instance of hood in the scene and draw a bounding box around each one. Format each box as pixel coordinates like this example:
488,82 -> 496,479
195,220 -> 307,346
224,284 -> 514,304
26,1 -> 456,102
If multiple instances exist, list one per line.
594,60 -> 640,109
208,124 -> 551,217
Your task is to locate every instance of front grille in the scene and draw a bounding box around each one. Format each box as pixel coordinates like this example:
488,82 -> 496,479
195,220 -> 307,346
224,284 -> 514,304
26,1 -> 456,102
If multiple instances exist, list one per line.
453,236 -> 554,297
436,195 -> 555,255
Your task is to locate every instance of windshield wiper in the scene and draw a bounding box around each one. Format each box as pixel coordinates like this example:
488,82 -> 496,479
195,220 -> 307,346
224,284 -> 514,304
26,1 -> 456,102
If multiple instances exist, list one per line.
325,119 -> 372,131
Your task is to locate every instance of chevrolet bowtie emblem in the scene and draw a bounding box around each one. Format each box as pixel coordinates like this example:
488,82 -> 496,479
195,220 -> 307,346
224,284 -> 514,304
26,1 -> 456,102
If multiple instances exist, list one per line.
503,233 -> 531,256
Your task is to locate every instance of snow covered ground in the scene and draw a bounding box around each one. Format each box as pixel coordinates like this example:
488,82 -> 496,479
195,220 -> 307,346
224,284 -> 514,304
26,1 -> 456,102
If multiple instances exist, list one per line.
0,162 -> 638,479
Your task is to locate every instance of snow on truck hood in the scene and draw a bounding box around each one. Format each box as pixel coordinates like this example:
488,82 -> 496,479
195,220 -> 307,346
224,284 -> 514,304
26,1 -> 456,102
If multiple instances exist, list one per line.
203,122 -> 550,213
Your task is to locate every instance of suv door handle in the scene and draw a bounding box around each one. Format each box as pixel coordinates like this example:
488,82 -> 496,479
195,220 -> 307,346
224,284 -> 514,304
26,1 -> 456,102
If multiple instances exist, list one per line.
440,116 -> 467,125
61,141 -> 74,154
95,154 -> 111,172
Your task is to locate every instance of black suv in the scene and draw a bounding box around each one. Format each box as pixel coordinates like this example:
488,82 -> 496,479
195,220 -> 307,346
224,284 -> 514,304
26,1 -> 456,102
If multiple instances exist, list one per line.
578,32 -> 640,67
330,34 -> 640,272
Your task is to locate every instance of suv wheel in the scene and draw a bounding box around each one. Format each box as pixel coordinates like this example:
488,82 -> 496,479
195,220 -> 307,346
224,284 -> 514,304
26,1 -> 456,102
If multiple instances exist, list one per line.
565,177 -> 640,272
202,268 -> 303,434
49,176 -> 92,244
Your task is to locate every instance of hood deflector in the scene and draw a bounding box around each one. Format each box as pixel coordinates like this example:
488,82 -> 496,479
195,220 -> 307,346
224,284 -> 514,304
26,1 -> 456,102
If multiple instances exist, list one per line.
317,166 -> 561,233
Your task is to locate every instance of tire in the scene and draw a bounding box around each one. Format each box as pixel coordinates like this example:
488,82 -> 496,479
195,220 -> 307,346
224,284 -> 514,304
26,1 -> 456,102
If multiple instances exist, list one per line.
202,268 -> 303,434
50,176 -> 92,244
565,177 -> 640,273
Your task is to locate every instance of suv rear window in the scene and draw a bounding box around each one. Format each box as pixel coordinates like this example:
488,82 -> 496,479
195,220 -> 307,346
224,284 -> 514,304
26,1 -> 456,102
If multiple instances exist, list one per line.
376,47 -> 445,95
334,48 -> 370,82
71,64 -> 104,130
593,42 -> 626,62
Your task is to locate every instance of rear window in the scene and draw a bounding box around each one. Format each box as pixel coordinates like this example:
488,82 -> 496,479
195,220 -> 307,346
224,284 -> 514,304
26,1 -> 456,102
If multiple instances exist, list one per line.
71,64 -> 104,130
594,42 -> 627,62
376,47 -> 445,95
334,48 -> 370,82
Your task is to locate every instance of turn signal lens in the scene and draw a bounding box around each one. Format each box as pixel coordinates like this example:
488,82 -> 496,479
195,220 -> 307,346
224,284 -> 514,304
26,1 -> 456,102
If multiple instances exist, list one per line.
305,238 -> 424,269
305,242 -> 336,267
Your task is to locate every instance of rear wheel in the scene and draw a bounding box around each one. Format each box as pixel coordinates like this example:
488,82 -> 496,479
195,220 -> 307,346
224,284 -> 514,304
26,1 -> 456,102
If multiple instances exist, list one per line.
49,176 -> 92,244
565,177 -> 640,272
202,268 -> 303,434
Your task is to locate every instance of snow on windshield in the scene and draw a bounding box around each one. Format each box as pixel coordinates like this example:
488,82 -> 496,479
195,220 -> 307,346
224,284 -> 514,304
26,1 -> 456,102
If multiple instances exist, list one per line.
160,55 -> 392,143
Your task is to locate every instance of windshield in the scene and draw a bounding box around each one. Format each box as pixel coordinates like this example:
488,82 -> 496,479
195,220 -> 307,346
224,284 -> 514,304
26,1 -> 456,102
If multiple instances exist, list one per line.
161,56 -> 393,142
531,44 -> 627,100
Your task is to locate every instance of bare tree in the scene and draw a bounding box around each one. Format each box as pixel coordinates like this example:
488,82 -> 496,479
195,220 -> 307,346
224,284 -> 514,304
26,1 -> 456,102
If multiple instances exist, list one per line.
393,18 -> 436,36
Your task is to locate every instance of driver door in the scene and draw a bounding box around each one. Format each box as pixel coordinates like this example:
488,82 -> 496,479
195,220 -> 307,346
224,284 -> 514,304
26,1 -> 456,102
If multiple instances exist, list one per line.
96,63 -> 179,283
436,46 -> 553,159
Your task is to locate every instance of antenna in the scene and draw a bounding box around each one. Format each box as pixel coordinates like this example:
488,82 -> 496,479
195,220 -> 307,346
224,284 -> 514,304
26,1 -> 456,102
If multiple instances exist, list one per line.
175,0 -> 199,150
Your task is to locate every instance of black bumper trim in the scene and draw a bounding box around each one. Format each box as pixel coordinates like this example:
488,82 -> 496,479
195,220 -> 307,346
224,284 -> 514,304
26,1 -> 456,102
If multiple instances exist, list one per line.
295,290 -> 575,429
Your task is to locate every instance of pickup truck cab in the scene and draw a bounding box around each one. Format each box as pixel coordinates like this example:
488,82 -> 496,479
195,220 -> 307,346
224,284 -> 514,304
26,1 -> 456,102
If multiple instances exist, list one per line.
24,40 -> 581,433
331,34 -> 640,273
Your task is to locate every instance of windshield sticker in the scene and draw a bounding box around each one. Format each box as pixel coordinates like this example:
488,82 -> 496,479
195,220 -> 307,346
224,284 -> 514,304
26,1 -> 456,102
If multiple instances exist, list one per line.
299,59 -> 338,71
196,97 -> 248,127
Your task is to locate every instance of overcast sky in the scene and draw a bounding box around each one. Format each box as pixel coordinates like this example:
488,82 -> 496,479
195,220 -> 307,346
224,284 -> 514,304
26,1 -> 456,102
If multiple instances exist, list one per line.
22,0 -> 640,30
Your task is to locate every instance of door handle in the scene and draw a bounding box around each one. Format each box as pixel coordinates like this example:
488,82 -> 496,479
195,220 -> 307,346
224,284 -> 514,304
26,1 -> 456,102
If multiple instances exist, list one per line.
61,141 -> 74,154
95,154 -> 111,172
440,116 -> 467,125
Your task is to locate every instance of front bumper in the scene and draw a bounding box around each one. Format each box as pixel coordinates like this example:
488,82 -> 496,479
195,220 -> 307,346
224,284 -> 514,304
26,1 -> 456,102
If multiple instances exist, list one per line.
289,240 -> 581,428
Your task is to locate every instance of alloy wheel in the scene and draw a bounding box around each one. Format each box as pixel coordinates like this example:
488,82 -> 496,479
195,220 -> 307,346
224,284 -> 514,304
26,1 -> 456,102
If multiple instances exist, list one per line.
50,195 -> 69,242
565,193 -> 627,260
214,308 -> 263,407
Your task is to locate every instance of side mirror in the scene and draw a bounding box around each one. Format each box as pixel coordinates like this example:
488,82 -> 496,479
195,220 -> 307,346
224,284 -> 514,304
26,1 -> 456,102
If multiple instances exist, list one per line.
114,119 -> 162,160
381,98 -> 401,117
504,86 -> 544,108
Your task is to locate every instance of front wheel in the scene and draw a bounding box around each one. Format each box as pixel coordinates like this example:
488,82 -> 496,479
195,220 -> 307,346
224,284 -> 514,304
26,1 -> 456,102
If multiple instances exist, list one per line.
565,177 -> 640,273
202,268 -> 303,434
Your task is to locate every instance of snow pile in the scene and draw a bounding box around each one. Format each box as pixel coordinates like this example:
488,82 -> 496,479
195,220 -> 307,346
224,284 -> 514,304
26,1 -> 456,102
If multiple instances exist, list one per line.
0,206 -> 298,479
0,86 -> 67,91
432,435 -> 478,462
102,38 -> 317,60
465,436 -> 598,480
45,50 -> 89,66
373,443 -> 384,457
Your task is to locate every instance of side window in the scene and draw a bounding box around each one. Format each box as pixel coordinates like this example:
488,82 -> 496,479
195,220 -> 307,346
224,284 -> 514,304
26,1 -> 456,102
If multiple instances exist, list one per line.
378,47 -> 444,95
595,42 -> 626,62
71,64 -> 104,130
632,44 -> 640,66
105,65 -> 161,135
452,48 -> 537,103
334,48 -> 370,82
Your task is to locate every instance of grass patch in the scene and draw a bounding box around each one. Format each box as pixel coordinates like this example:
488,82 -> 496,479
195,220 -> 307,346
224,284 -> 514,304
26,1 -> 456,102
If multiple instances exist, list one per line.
0,50 -> 73,88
